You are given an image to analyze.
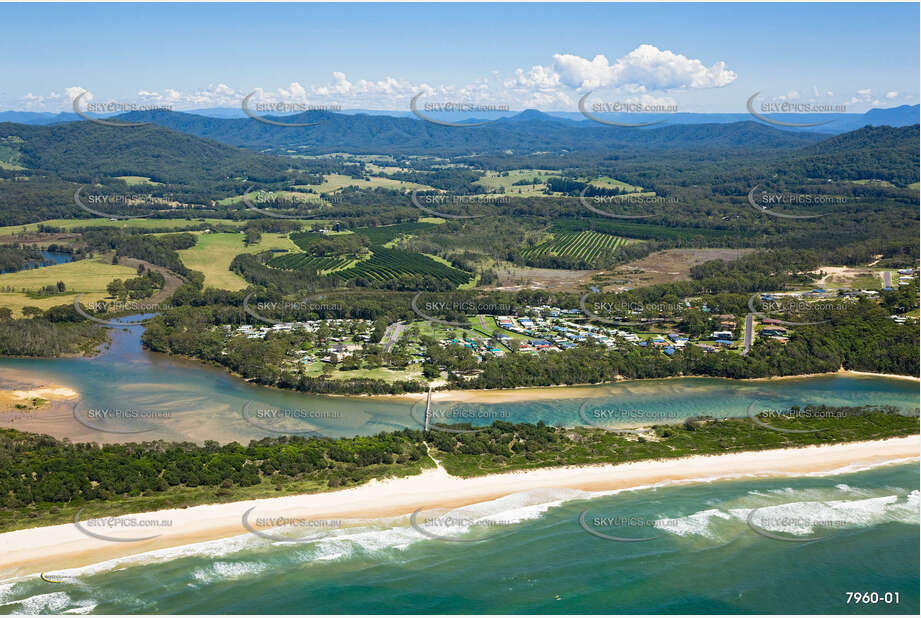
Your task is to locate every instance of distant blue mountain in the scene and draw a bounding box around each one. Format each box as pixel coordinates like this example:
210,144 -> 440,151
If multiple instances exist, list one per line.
1,104 -> 915,137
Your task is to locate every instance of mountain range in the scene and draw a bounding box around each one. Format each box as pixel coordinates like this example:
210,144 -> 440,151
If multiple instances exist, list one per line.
1,104 -> 916,136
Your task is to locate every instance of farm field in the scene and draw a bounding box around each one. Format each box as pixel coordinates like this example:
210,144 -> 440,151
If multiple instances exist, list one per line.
114,176 -> 162,186
521,230 -> 634,261
351,221 -> 440,246
177,232 -> 300,290
267,252 -> 360,274
309,173 -> 434,193
473,169 -> 561,196
0,218 -> 253,235
0,256 -> 137,316
217,189 -> 329,209
332,247 -> 471,286
586,175 -> 647,193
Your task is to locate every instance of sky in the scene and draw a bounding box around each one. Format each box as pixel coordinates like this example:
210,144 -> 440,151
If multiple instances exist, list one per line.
1,2 -> 918,114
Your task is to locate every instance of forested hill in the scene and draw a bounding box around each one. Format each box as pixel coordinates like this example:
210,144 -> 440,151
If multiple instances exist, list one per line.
0,121 -> 291,184
110,109 -> 826,154
781,124 -> 921,187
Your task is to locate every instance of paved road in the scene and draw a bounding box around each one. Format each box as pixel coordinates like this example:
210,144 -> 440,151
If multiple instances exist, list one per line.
382,321 -> 406,353
742,313 -> 754,355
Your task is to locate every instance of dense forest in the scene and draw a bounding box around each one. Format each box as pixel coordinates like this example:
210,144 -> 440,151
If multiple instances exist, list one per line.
0,305 -> 107,357
1,407 -> 916,531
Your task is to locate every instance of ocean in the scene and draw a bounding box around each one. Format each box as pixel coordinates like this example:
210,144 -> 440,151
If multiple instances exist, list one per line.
1,462 -> 917,614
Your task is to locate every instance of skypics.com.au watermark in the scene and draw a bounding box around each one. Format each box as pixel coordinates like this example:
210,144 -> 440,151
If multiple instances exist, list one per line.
410,191 -> 510,219
409,507 -> 518,542
241,401 -> 338,436
410,400 -> 511,434
747,184 -> 846,219
73,509 -> 174,543
241,92 -> 341,127
411,295 -> 513,327
73,186 -> 179,219
746,401 -> 854,434
578,295 -> 678,326
72,400 -> 172,435
577,177 -> 664,219
745,507 -> 848,543
746,292 -> 847,326
578,511 -> 682,542
410,93 -> 508,127
747,92 -> 846,128
242,292 -> 343,325
241,186 -> 335,219
242,507 -> 343,543
578,92 -> 677,127
74,295 -> 173,327
72,92 -> 169,127
578,402 -> 686,432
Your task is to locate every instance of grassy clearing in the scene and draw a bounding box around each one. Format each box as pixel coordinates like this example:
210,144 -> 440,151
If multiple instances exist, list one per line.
0,257 -> 137,316
473,169 -> 561,196
114,176 -> 161,186
0,218 -> 251,235
586,175 -> 646,192
216,189 -> 329,208
177,232 -> 300,291
313,173 -> 434,193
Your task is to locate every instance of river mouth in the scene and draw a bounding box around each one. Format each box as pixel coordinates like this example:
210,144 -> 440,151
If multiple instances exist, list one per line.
0,316 -> 918,444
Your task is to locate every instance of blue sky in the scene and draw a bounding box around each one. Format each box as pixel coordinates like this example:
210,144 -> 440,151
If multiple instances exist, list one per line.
1,2 -> 918,113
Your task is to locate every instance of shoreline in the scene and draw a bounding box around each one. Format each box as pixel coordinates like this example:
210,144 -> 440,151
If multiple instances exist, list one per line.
376,369 -> 921,404
1,435 -> 917,580
2,345 -> 916,407
0,365 -> 916,413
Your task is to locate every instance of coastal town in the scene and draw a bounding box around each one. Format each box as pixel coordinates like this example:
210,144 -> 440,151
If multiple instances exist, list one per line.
216,271 -> 918,384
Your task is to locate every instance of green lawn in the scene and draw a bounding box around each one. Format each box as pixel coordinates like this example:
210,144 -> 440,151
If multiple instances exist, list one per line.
0,217 -> 249,235
0,256 -> 137,316
114,176 -> 161,186
177,232 -> 300,290
312,173 -> 434,193
474,169 -> 562,196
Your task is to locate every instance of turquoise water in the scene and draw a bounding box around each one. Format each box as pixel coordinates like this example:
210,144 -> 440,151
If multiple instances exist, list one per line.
0,317 -> 918,444
1,463 -> 917,614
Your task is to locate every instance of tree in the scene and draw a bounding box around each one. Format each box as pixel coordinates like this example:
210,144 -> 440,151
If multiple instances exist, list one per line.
107,279 -> 126,299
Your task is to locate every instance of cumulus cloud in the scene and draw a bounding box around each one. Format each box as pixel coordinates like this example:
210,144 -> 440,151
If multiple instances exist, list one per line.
550,45 -> 736,90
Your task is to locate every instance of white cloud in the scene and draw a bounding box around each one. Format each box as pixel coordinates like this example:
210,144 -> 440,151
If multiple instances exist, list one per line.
550,45 -> 736,90
885,90 -> 899,99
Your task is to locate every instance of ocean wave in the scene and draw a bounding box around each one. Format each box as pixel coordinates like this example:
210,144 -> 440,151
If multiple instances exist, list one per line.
654,508 -> 732,538
6,461 -> 916,585
652,486 -> 918,540
8,591 -> 72,615
192,560 -> 271,585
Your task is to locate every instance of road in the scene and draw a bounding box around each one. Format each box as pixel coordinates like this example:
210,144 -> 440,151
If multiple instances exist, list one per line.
116,256 -> 185,307
381,321 -> 406,353
883,271 -> 893,289
742,313 -> 754,355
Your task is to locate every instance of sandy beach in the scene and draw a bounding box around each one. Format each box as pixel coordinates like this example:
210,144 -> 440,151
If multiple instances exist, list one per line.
384,369 -> 921,404
1,435 -> 917,580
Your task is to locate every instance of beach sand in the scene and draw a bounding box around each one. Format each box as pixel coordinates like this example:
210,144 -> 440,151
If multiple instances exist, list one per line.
1,435 -> 917,580
382,369 -> 920,404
